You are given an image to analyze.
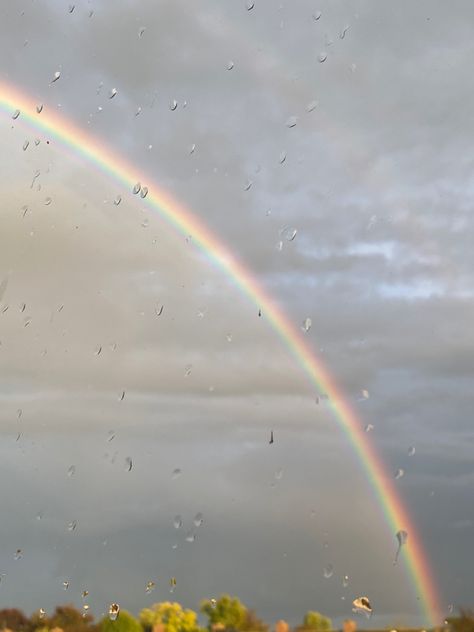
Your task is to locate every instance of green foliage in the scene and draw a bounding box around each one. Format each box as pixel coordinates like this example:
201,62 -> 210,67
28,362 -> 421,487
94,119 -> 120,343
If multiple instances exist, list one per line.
200,596 -> 247,631
99,610 -> 141,632
139,602 -> 201,632
302,611 -> 332,632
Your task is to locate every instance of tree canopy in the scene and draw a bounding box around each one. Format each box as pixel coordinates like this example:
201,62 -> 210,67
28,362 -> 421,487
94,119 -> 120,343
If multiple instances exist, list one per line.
139,602 -> 201,632
200,596 -> 247,631
301,611 -> 332,632
99,610 -> 141,632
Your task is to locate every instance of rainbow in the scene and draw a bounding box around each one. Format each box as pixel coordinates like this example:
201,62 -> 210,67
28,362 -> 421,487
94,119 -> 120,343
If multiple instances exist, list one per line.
0,82 -> 442,626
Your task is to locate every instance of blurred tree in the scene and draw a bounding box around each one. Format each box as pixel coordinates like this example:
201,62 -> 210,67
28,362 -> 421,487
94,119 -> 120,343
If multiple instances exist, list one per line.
139,603 -> 201,632
0,609 -> 31,632
200,596 -> 247,632
47,606 -> 95,632
447,610 -> 474,632
239,611 -> 268,632
99,611 -> 141,632
300,612 -> 332,632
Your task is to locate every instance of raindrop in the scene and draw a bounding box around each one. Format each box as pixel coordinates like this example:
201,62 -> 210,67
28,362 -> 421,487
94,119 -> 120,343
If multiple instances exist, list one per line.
135,106 -> 142,117
275,468 -> 283,480
302,317 -> 312,333
244,180 -> 253,191
34,139 -> 40,146
342,575 -> 349,588
23,140 -> 29,151
226,333 -> 233,343
51,70 -> 61,83
82,605 -> 90,618
361,389 -> 370,400
138,27 -> 146,37
448,605 -> 454,614
36,104 -> 43,114
107,430 -> 115,442
323,564 -> 334,578
340,25 -> 350,39
352,597 -> 372,617
394,529 -> 408,564
318,52 -> 328,63
125,457 -> 133,472
95,345 -> 102,355
286,115 -> 297,128
408,446 -> 416,456
189,143 -> 196,154
67,465 -> 75,477
109,88 -> 117,99
68,520 -> 77,532
210,599 -> 217,609
140,186 -> 148,199
63,580 -> 69,590
193,512 -> 203,527
395,468 -> 405,480
279,150 -> 287,164
119,391 -> 125,402
108,604 -> 120,621
312,11 -> 322,20
36,511 -> 43,521
82,590 -> 89,598
173,515 -> 182,529
246,0 -> 254,9
44,197 -> 52,206
170,577 -> 177,591
114,195 -> 122,206
68,4 -> 75,13
12,109 -> 20,120
172,468 -> 182,479
14,549 -> 22,560
185,530 -> 196,542
280,226 -> 297,242
169,99 -> 178,111
39,609 -> 46,620
145,581 -> 156,594
364,424 -> 374,433
306,100 -> 318,113
227,60 -> 234,70
133,182 -> 141,195
184,364 -> 192,377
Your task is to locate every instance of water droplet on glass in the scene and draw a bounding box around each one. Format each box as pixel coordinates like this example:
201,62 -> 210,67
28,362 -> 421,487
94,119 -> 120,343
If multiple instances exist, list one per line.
246,0 -> 255,10
138,26 -> 146,37
63,580 -> 69,590
312,11 -> 322,20
133,182 -> 141,195
82,590 -> 89,598
95,345 -> 102,355
361,389 -> 369,400
44,197 -> 52,206
323,564 -> 334,578
35,103 -> 44,115
210,599 -> 217,609
340,25 -> 350,39
194,512 -> 203,527
408,446 -> 416,456
107,430 -> 115,442
172,468 -> 182,479
108,604 -> 120,621
68,520 -> 77,532
286,115 -> 297,128
170,577 -> 177,590
172,543 -> 178,550
352,597 -> 372,617
14,549 -> 22,560
343,575 -> 349,588
109,88 -> 117,99
184,364 -> 192,377
275,468 -> 283,480
145,581 -> 156,594
280,226 -> 297,242
125,457 -> 133,472
279,150 -> 287,164
244,180 -> 253,191
39,609 -> 46,620
395,468 -> 405,480
318,52 -> 328,63
114,195 -> 121,206
185,530 -> 196,542
51,70 -> 61,83
394,529 -> 408,564
227,60 -> 234,70
23,140 -> 29,151
36,511 -> 43,521
67,465 -> 75,477
169,99 -> 178,111
34,138 -> 40,146
302,317 -> 312,333
448,605 -> 454,614
140,186 -> 148,199
12,109 -> 20,120
365,424 -> 374,433
189,143 -> 196,154
173,515 -> 182,529
68,4 -> 75,13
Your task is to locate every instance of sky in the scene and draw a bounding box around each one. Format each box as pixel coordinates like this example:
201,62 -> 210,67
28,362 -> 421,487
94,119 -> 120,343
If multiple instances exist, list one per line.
0,0 -> 473,628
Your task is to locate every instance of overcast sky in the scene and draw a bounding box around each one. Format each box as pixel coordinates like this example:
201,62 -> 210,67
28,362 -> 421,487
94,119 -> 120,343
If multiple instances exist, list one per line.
0,0 -> 473,629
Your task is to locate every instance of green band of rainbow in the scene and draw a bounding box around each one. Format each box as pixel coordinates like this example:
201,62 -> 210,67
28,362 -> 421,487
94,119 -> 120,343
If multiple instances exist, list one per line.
0,82 -> 442,626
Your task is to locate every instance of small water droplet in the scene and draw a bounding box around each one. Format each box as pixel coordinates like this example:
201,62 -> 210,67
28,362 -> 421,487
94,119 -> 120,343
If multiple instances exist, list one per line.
279,150 -> 287,164
68,520 -> 77,532
448,604 -> 454,614
275,468 -> 283,480
246,0 -> 255,10
95,345 -> 102,355
82,590 -> 89,598
323,564 -> 334,579
68,4 -> 75,13
365,424 -> 374,433
67,465 -> 75,477
340,25 -> 350,39
302,317 -> 312,333
114,195 -> 121,206
169,99 -> 178,111
395,468 -> 405,480
226,333 -> 233,343
185,530 -> 196,542
280,226 -> 297,241
34,138 -> 41,146
51,70 -> 61,83
14,549 -> 22,560
318,52 -> 328,63
170,577 -> 177,591
210,599 -> 217,609
133,182 -> 141,195
173,515 -> 182,529
23,140 -> 29,151
125,457 -> 133,472
227,60 -> 235,70
138,26 -> 146,37
39,609 -> 46,620
343,575 -> 349,588
12,109 -> 20,120
189,143 -> 196,154
140,186 -> 148,199
145,581 -> 156,594
36,511 -> 43,521
306,100 -> 318,113
63,580 -> 69,590
244,179 -> 253,191
172,468 -> 182,479
109,88 -> 117,99
194,512 -> 203,527
394,530 -> 408,564
286,115 -> 297,128
184,364 -> 192,377
44,197 -> 52,206
408,446 -> 416,456
108,604 -> 120,621
312,11 -> 322,20
361,389 -> 370,400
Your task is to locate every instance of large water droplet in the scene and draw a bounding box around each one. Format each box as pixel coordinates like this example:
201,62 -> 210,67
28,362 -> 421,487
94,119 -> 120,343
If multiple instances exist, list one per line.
133,182 -> 141,195
246,0 -> 255,10
36,104 -> 43,114
169,99 -> 178,111
361,389 -> 369,400
395,468 -> 405,480
39,609 -> 46,620
140,186 -> 148,199
51,70 -> 61,83
323,564 -> 334,578
448,605 -> 454,614
68,4 -> 75,13
114,195 -> 121,206
108,604 -> 120,621
63,580 -> 69,590
184,364 -> 192,377
210,599 -> 217,609
394,529 -> 408,564
185,530 -> 196,542
145,581 -> 156,594
275,468 -> 283,480
227,60 -> 234,70
352,597 -> 372,617
193,512 -> 203,527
